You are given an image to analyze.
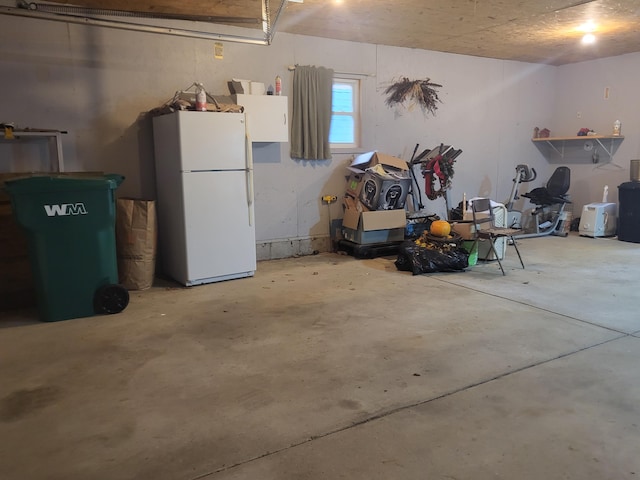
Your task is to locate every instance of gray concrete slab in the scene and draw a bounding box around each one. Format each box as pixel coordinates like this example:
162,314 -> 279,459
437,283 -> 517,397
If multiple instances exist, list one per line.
209,336 -> 640,480
0,234 -> 637,480
439,233 -> 640,333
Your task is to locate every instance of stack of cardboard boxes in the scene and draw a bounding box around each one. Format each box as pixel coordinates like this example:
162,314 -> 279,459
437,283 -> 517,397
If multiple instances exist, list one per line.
341,152 -> 411,244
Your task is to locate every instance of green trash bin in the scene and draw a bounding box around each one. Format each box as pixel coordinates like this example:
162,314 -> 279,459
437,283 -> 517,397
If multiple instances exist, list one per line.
4,174 -> 129,322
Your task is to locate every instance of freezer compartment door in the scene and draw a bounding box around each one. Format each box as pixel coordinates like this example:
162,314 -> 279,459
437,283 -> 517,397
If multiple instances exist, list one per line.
176,111 -> 247,171
182,171 -> 256,283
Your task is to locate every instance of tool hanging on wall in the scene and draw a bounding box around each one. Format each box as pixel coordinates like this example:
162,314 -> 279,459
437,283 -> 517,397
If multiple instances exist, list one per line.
2,122 -> 15,139
321,195 -> 338,251
407,144 -> 425,211
407,143 -> 462,220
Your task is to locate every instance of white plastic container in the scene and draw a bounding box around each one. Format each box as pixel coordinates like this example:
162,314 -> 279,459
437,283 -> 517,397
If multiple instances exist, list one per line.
195,83 -> 207,111
579,203 -> 617,237
275,75 -> 282,96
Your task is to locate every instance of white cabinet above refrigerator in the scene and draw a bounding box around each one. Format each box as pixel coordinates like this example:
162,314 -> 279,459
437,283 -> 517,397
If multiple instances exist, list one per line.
232,94 -> 289,143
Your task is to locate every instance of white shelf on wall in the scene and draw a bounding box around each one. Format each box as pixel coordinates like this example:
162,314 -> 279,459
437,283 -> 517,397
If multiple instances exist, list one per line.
532,135 -> 624,164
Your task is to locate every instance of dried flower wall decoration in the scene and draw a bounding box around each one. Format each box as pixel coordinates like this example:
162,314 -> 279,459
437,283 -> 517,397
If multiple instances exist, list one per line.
384,77 -> 443,116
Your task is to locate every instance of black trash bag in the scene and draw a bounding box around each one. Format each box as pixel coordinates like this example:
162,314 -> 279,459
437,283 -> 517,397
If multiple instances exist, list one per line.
395,240 -> 469,275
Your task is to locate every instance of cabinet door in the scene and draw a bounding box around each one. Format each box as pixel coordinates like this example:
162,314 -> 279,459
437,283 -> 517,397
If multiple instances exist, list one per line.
233,94 -> 288,142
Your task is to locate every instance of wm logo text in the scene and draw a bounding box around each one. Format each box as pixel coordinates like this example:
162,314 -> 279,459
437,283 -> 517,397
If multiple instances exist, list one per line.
44,204 -> 88,216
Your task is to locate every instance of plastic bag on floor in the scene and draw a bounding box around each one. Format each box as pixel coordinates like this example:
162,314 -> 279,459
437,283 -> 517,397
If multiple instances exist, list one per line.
395,240 -> 469,275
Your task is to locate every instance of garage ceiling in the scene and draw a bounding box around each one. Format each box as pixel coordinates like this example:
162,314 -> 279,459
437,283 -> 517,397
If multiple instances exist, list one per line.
13,0 -> 640,65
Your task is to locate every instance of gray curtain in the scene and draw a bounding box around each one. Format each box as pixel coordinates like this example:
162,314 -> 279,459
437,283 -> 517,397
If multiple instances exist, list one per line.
290,65 -> 334,160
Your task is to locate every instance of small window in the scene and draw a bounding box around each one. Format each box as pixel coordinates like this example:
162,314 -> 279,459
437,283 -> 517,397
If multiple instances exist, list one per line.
330,78 -> 360,149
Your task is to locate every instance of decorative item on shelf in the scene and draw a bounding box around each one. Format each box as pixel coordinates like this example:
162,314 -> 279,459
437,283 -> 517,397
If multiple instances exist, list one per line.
577,127 -> 595,136
384,77 -> 443,116
533,127 -> 540,138
538,128 -> 551,138
613,120 -> 621,136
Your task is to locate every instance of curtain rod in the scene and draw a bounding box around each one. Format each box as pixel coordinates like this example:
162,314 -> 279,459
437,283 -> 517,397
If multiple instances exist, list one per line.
287,65 -> 375,77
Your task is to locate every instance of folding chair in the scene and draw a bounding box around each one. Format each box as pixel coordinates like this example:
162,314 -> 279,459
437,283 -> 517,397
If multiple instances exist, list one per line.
471,198 -> 525,275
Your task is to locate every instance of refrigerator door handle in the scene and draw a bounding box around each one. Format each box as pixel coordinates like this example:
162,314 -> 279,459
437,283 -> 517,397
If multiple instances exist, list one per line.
245,132 -> 254,226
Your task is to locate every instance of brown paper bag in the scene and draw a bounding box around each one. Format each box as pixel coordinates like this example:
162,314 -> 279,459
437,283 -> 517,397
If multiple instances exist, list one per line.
116,198 -> 157,290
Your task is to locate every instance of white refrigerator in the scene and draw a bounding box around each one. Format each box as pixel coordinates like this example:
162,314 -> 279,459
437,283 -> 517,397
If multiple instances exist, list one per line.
152,111 -> 256,286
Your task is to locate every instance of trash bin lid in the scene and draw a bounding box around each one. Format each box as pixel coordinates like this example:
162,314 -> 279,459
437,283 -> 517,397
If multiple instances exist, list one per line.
618,181 -> 640,191
4,174 -> 124,194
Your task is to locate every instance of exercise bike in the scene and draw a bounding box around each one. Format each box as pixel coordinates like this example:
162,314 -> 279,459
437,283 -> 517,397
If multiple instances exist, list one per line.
514,166 -> 572,239
505,164 -> 537,229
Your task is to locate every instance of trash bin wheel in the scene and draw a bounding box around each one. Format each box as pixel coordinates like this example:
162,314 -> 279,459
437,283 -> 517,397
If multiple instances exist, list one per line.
94,284 -> 129,314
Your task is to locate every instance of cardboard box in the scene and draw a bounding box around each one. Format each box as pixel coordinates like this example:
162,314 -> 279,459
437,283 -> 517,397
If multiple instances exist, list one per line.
367,175 -> 412,210
345,171 -> 364,198
462,210 -> 491,222
451,221 -> 477,240
359,173 -> 381,209
452,218 -> 506,260
349,151 -> 409,172
347,151 -> 410,210
342,196 -> 406,244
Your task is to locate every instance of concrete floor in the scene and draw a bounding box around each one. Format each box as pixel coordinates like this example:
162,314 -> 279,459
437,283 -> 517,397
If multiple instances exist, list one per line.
1,233 -> 639,480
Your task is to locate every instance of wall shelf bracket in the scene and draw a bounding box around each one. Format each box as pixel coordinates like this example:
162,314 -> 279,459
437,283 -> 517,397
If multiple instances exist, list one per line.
532,135 -> 624,164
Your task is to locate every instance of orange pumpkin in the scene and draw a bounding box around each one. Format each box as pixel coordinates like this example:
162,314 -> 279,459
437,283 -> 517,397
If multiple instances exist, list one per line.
430,220 -> 451,237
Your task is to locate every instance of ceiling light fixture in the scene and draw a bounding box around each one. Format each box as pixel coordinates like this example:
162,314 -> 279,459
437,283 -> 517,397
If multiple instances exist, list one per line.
576,19 -> 597,45
577,20 -> 597,33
